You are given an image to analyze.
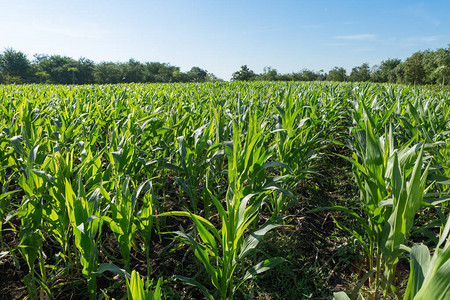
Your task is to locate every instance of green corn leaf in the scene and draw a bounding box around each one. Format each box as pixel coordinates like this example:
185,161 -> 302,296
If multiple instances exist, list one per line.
403,244 -> 430,300
413,245 -> 450,300
95,263 -> 130,279
364,116 -> 382,165
333,291 -> 351,300
173,230 -> 219,289
189,211 -> 218,256
158,211 -> 220,241
10,135 -> 24,156
239,221 -> 280,260
241,257 -> 285,282
175,276 -> 214,300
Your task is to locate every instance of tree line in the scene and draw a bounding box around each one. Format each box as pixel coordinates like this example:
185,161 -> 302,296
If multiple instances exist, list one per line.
0,49 -> 219,84
232,45 -> 450,85
0,45 -> 449,84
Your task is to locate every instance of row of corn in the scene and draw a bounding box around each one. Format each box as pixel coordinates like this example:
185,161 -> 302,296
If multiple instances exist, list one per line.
0,82 -> 449,299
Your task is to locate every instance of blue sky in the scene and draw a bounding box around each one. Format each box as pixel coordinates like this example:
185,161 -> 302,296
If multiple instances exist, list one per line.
0,0 -> 448,80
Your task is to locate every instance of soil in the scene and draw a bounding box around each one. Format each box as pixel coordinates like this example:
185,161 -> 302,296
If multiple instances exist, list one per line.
0,220 -> 28,299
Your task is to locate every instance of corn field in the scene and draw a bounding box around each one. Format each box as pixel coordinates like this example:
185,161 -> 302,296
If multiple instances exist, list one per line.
0,82 -> 449,299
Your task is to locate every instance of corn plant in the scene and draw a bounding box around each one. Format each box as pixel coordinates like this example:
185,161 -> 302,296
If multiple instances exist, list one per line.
0,133 -> 16,250
126,270 -> 162,300
1,82 -> 449,299
403,213 -> 450,300
45,152 -> 76,270
136,180 -> 156,276
271,87 -> 321,215
65,175 -> 102,300
17,170 -> 49,299
8,133 -> 52,300
173,121 -> 216,214
335,213 -> 450,300
160,114 -> 287,299
104,178 -> 152,272
314,116 -> 436,297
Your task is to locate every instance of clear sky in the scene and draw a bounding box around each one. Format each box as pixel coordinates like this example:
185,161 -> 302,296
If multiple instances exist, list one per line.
0,0 -> 448,80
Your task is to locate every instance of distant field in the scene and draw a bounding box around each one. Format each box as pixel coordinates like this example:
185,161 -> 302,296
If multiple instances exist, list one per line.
0,82 -> 449,299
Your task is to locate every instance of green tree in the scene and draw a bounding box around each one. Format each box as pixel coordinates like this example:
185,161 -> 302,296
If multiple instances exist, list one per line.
434,46 -> 450,85
231,65 -> 257,81
205,73 -> 223,82
370,65 -> 383,82
403,52 -> 425,85
379,58 -> 402,83
93,62 -> 123,84
34,55 -> 79,84
326,66 -> 347,81
34,71 -> 50,83
0,48 -> 31,83
301,69 -> 323,81
156,64 -> 182,82
393,63 -> 404,83
423,47 -> 450,85
260,66 -> 279,81
349,63 -> 371,82
76,58 -> 95,84
187,66 -> 208,82
122,59 -> 145,83
68,67 -> 78,84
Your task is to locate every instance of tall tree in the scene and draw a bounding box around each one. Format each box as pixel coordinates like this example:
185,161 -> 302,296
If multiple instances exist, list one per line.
93,62 -> 123,84
423,47 -> 450,85
326,67 -> 347,81
349,63 -> 371,82
76,58 -> 95,84
433,46 -> 450,85
155,63 -> 182,82
393,63 -> 405,83
301,69 -> 323,81
35,55 -> 79,84
403,52 -> 425,85
260,66 -> 279,81
231,65 -> 257,81
379,58 -> 402,83
0,48 -> 31,83
187,66 -> 208,82
370,65 -> 383,83
122,59 -> 145,83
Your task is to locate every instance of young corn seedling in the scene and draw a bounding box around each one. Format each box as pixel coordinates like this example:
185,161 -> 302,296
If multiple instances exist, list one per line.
9,135 -> 52,299
136,181 -> 156,276
65,174 -> 102,300
17,170 -> 50,299
104,178 -> 151,272
335,213 -> 450,300
315,117 -> 435,298
173,121 -> 215,215
272,88 -> 321,215
160,114 -> 287,299
403,213 -> 450,300
126,270 -> 162,300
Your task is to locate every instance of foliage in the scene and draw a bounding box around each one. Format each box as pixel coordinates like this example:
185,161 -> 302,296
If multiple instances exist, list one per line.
0,48 -> 31,83
0,82 -> 449,299
1,45 -> 450,84
404,52 -> 426,85
231,65 -> 257,81
126,270 -> 162,300
327,66 -> 347,82
349,63 -> 371,82
379,58 -> 402,83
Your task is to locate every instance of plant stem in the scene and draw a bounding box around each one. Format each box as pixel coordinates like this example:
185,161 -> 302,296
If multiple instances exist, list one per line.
87,274 -> 97,300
